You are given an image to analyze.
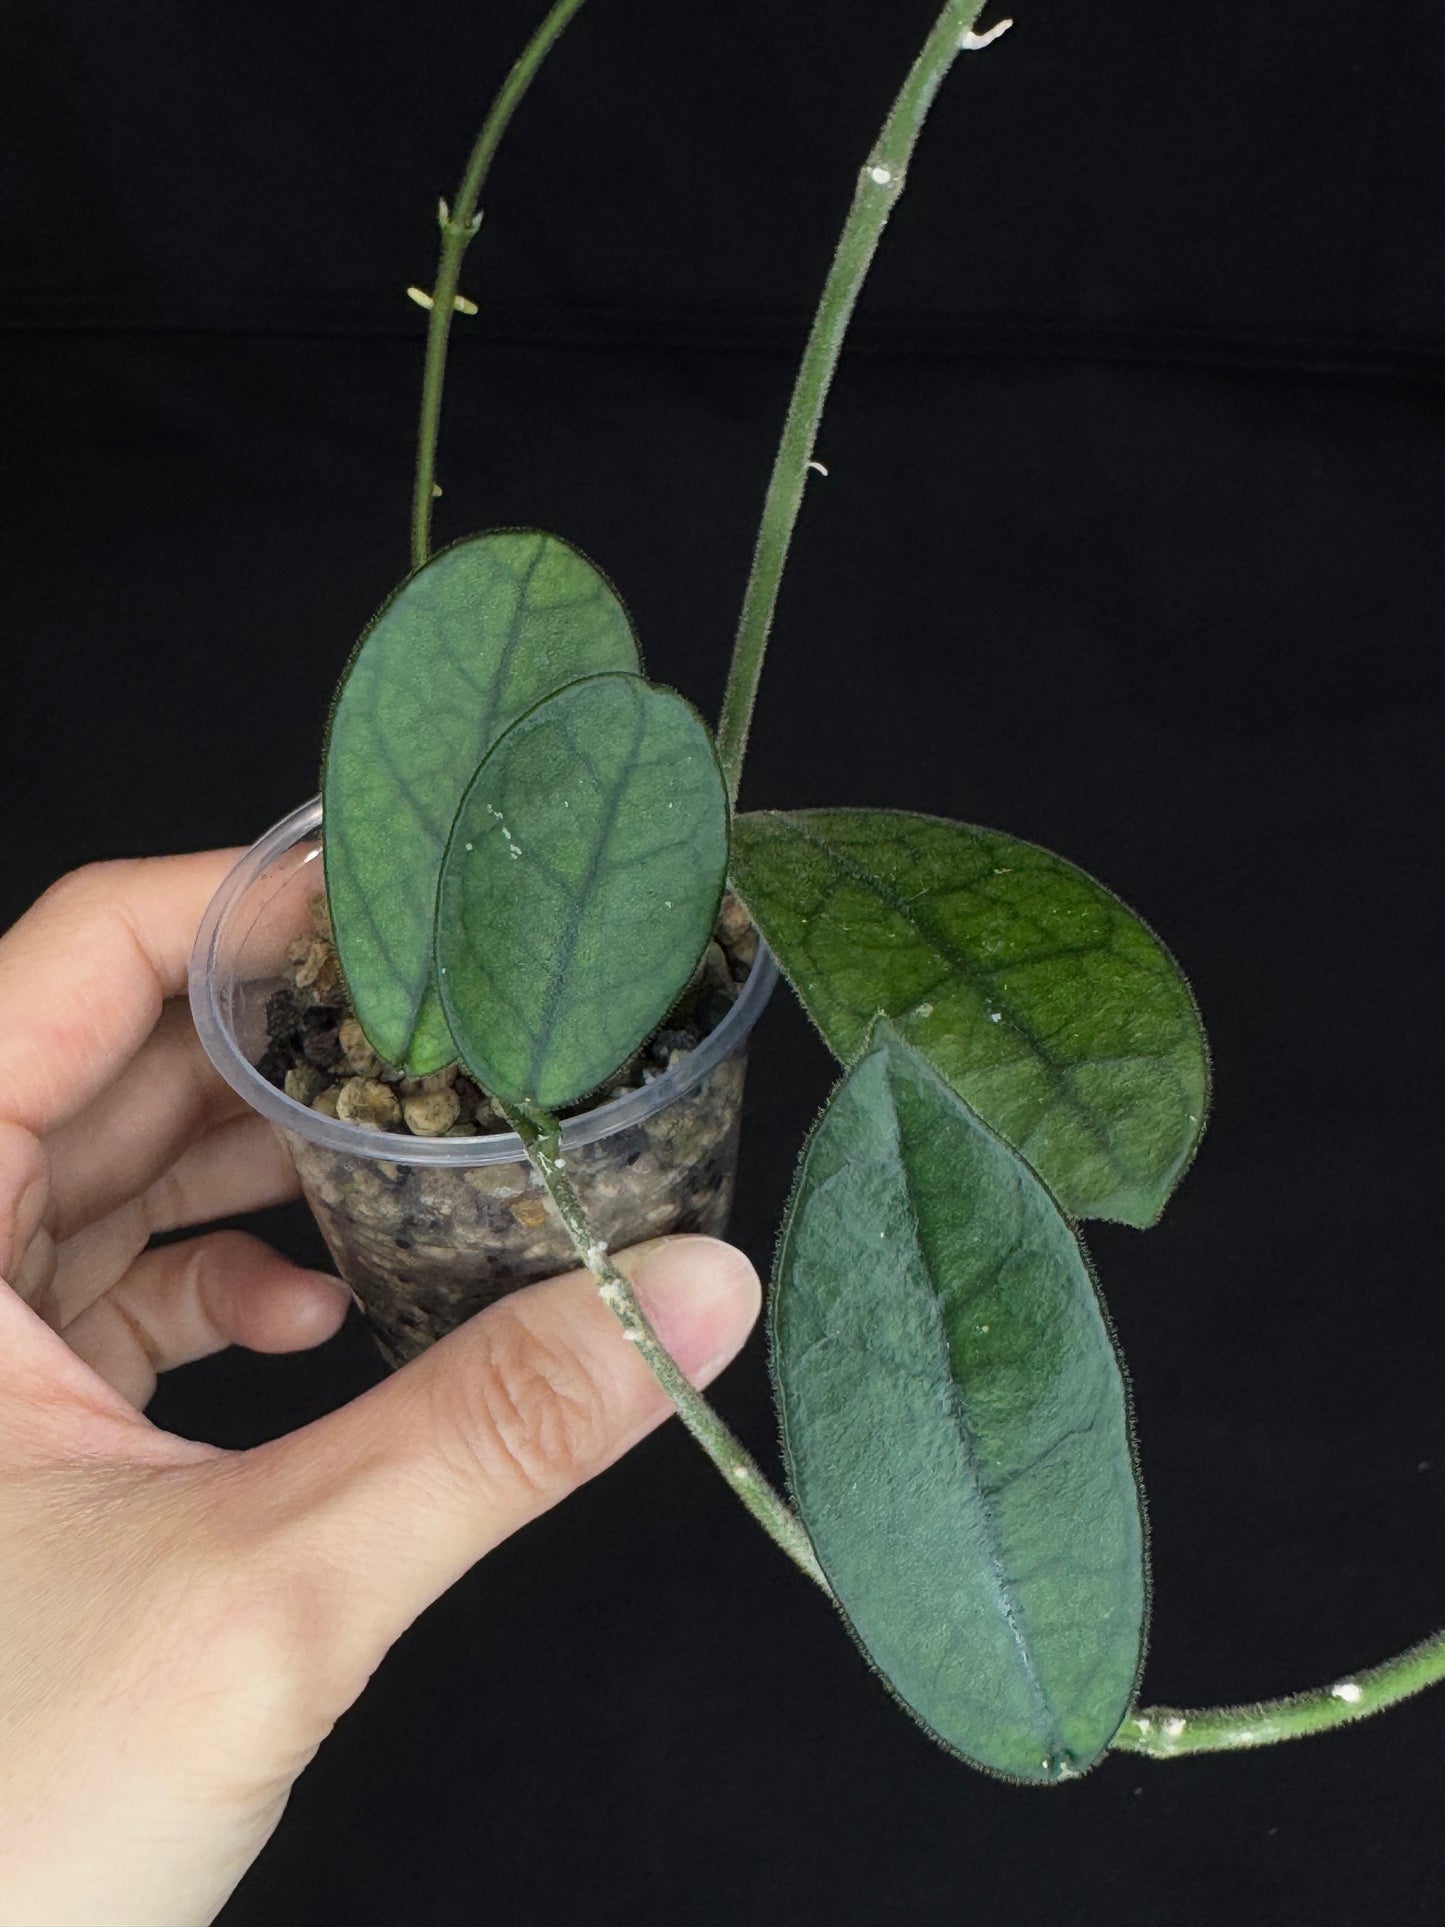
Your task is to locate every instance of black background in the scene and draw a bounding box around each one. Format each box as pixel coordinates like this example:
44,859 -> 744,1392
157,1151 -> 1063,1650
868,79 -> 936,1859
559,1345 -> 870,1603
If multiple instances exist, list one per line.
5,3 -> 1445,1922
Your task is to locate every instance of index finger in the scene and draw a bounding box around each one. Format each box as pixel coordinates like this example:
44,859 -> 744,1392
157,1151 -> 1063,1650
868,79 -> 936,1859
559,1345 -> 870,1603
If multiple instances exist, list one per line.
0,850 -> 243,1137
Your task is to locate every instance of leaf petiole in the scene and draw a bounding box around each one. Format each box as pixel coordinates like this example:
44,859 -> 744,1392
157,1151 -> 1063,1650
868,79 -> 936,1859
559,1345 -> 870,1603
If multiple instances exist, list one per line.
506,1102 -> 828,1589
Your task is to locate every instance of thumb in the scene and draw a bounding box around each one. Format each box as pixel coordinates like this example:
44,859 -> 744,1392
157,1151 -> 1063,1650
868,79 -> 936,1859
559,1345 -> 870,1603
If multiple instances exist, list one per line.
239,1235 -> 759,1698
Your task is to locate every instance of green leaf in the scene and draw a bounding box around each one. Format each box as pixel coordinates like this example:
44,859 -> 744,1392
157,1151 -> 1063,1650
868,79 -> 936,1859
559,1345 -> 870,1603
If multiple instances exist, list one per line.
731,810 -> 1208,1227
322,529 -> 641,1071
772,1023 -> 1147,1783
435,673 -> 729,1109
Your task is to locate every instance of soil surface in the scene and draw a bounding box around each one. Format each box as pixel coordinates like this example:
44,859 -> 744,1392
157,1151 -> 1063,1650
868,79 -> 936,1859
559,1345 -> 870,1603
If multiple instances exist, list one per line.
258,890 -> 759,1134
260,891 -> 763,1366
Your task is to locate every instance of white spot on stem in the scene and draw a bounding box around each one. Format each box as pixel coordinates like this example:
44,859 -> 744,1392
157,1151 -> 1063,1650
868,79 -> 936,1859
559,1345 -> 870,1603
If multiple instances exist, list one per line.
869,165 -> 893,186
961,18 -> 1012,51
1331,1680 -> 1363,1704
1162,1716 -> 1187,1738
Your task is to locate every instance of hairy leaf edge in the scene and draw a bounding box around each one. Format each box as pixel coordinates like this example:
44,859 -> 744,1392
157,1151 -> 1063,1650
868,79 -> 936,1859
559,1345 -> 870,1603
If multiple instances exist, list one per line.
767,1016 -> 1153,1783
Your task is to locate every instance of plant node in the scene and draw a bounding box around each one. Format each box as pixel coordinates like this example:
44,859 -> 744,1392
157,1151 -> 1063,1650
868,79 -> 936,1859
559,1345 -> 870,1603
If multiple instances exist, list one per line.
961,18 -> 1012,50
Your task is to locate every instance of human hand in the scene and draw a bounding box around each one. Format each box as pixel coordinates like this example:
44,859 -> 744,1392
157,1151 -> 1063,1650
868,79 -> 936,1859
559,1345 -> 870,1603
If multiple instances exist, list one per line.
0,853 -> 760,1927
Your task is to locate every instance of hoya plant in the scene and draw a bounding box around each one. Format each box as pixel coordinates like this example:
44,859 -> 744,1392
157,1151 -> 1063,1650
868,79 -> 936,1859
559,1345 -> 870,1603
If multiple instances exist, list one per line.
310,0 -> 1443,1783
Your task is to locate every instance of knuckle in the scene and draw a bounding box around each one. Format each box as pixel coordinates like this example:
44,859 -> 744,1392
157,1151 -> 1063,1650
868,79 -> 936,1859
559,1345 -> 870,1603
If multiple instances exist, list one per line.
162,1226 -> 256,1307
440,1307 -> 609,1502
162,1479 -> 353,1735
0,1120 -> 49,1278
139,1164 -> 187,1238
182,1225 -> 251,1274
36,858 -> 131,915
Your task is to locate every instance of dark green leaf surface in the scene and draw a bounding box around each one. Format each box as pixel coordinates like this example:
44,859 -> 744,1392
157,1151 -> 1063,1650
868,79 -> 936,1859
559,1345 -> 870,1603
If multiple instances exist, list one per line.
322,530 -> 641,1070
772,1024 -> 1146,1783
435,674 -> 728,1109
731,810 -> 1208,1226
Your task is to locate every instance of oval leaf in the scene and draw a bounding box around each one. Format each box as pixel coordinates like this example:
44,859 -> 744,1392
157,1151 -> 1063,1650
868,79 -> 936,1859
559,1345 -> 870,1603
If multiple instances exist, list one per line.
436,674 -> 728,1109
773,1022 -> 1147,1782
322,530 -> 641,1070
731,809 -> 1208,1227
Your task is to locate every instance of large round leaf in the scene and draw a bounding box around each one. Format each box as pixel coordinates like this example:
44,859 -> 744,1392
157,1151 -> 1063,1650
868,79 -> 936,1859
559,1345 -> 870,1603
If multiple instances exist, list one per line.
773,1022 -> 1147,1782
322,529 -> 641,1071
731,809 -> 1209,1226
435,673 -> 728,1109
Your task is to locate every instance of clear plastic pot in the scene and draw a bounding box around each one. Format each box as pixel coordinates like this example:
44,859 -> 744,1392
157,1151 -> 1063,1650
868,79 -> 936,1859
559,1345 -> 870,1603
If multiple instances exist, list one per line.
189,799 -> 776,1368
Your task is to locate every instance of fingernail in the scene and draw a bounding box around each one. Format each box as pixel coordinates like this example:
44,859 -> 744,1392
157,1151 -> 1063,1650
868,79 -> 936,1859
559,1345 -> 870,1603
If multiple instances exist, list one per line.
624,1236 -> 761,1384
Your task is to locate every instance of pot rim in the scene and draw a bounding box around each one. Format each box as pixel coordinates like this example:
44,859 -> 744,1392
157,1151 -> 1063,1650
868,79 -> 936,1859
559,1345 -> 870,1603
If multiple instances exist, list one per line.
188,797 -> 778,1167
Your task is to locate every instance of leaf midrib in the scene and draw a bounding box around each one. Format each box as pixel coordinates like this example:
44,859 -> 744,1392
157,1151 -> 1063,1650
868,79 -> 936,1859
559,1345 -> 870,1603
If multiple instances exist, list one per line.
765,812 -> 1134,1189
525,684 -> 647,1098
486,534 -> 553,748
406,537 -> 556,1060
881,1054 -> 1065,1759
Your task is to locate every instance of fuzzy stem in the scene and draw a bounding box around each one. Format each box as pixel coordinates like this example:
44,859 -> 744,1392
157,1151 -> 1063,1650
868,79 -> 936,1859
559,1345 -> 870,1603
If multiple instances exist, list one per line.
715,4 -> 1012,805
505,1103 -> 828,1588
1113,1626 -> 1445,1758
410,0 -> 590,568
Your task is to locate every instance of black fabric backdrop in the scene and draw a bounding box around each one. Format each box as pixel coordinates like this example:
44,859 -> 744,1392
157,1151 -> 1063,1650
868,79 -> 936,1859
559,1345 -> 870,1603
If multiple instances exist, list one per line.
4,3 -> 1445,1923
